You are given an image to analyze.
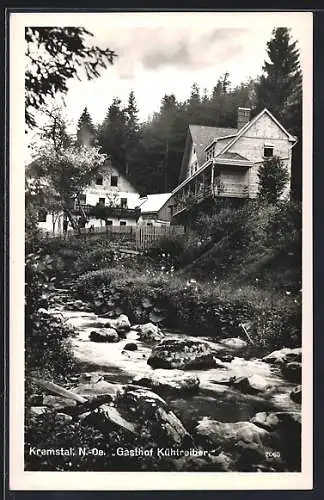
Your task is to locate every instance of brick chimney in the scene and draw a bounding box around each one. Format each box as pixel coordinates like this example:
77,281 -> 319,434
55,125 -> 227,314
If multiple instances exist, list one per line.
237,107 -> 251,130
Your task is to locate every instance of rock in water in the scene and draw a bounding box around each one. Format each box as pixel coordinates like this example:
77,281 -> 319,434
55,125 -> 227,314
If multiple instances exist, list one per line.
135,322 -> 164,342
251,411 -> 301,433
104,314 -> 131,334
195,419 -> 270,451
133,369 -> 200,394
89,328 -> 119,343
147,338 -> 216,370
230,374 -> 272,394
290,385 -> 302,404
219,338 -> 247,349
281,362 -> 302,383
115,314 -> 131,333
262,347 -> 302,365
123,342 -> 138,351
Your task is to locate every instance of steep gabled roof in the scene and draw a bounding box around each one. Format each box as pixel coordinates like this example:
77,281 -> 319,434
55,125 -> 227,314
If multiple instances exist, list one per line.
216,108 -> 297,159
190,124 -> 237,166
179,124 -> 237,182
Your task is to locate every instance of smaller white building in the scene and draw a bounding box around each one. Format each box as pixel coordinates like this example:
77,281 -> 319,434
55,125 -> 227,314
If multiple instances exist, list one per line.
137,193 -> 173,226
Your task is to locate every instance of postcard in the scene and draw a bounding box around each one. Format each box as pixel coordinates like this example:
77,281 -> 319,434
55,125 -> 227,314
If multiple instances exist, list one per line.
9,10 -> 313,490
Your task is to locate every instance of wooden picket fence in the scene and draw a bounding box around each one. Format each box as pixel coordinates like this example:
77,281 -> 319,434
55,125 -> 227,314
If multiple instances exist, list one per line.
40,224 -> 185,251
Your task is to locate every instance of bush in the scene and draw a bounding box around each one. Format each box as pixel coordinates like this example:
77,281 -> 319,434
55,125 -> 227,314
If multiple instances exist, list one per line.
37,238 -> 117,282
74,267 -> 300,349
25,250 -> 76,387
25,310 -> 76,380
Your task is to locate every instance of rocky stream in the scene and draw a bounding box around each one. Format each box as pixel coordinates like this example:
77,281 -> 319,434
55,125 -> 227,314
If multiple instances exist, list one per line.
28,289 -> 302,472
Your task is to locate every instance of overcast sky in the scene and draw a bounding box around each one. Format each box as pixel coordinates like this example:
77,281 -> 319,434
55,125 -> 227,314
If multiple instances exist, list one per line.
21,11 -> 312,135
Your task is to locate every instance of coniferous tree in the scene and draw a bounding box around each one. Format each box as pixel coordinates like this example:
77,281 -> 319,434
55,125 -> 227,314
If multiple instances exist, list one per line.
125,91 -> 140,177
255,28 -> 302,125
97,98 -> 128,174
76,107 -> 96,147
255,27 -> 302,200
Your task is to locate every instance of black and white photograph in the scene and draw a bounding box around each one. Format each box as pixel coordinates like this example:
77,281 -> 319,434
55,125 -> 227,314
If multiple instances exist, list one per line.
9,10 -> 313,490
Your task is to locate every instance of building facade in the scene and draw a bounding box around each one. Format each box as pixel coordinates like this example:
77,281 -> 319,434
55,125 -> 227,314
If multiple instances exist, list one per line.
37,158 -> 142,234
170,108 -> 297,222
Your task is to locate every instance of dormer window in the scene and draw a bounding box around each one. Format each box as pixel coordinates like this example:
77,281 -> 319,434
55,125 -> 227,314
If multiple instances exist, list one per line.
263,145 -> 274,158
96,175 -> 103,185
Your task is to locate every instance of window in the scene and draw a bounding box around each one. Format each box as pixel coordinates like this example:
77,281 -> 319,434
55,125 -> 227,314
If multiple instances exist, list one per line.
147,222 -> 153,227
111,175 -> 118,187
120,221 -> 126,226
96,175 -> 103,185
106,220 -> 113,226
78,194 -> 86,205
264,146 -> 274,158
38,209 -> 47,222
120,197 -> 128,208
98,197 -> 105,206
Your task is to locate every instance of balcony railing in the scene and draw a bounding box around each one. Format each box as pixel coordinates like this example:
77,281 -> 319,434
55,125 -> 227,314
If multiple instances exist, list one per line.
172,186 -> 213,217
73,203 -> 141,219
172,182 -> 249,217
214,182 -> 249,198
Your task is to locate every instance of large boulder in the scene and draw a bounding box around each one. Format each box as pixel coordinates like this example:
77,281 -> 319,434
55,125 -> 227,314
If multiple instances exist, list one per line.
89,328 -> 119,343
281,362 -> 302,383
147,338 -> 216,370
262,347 -> 302,365
81,384 -> 193,449
219,338 -> 247,349
135,322 -> 164,342
230,374 -> 272,394
194,418 -> 270,451
133,369 -> 200,394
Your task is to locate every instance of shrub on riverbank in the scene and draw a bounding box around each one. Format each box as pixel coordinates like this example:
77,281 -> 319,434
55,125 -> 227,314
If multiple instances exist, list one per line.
25,250 -> 77,399
74,267 -> 300,349
183,199 -> 302,292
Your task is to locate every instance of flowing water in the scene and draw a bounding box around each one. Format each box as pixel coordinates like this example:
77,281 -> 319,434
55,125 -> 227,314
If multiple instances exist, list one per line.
61,309 -> 300,430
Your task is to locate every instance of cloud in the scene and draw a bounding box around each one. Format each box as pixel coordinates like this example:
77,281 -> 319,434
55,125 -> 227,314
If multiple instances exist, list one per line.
92,26 -> 249,76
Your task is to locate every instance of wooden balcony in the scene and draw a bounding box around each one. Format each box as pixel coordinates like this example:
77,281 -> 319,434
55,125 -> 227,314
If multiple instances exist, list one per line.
172,182 -> 249,217
214,182 -> 249,198
73,203 -> 141,219
172,186 -> 213,217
